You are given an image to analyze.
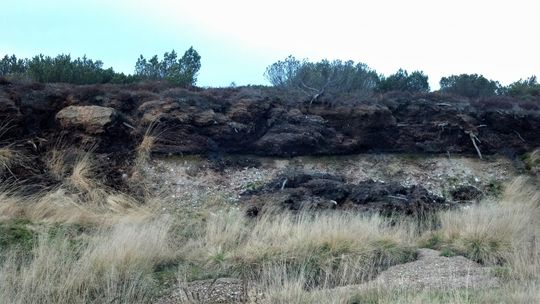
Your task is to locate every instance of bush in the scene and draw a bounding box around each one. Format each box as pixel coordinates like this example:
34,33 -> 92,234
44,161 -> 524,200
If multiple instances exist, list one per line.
376,69 -> 430,93
503,76 -> 540,100
264,56 -> 379,102
439,74 -> 501,98
0,54 -> 133,85
135,47 -> 201,87
0,47 -> 202,87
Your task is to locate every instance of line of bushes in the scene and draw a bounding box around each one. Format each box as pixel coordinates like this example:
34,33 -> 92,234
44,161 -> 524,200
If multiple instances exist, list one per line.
0,47 -> 201,87
265,55 -> 540,100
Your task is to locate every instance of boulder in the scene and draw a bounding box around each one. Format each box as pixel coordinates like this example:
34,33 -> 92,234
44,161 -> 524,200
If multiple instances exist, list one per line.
243,171 -> 450,217
450,185 -> 484,202
56,105 -> 119,134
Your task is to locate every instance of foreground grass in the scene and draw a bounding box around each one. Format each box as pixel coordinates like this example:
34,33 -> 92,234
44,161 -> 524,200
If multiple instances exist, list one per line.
256,282 -> 539,304
421,177 -> 539,279
1,176 -> 538,303
180,209 -> 418,286
0,219 -> 173,304
0,143 -> 538,303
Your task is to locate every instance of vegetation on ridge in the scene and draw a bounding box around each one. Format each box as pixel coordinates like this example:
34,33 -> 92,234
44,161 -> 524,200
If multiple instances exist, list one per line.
0,47 -> 201,87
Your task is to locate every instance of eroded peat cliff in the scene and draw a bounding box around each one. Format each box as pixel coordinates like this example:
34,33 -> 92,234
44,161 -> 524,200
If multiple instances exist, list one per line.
1,79 -> 539,190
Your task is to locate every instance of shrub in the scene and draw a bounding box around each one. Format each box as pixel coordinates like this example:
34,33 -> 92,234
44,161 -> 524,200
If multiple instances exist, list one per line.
0,48 -> 202,87
264,56 -> 379,102
503,76 -> 540,100
135,47 -> 201,87
376,69 -> 430,93
439,74 -> 501,98
0,54 -> 133,85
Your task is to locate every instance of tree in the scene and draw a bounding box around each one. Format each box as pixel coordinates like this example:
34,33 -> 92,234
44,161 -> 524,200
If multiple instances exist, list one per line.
134,47 -> 201,86
264,56 -> 379,103
177,47 -> 201,86
264,55 -> 303,88
376,69 -> 430,93
503,76 -> 540,99
0,55 -> 28,77
439,74 -> 500,98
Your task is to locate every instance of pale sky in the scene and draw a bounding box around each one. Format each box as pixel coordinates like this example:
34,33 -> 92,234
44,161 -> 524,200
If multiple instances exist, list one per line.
1,0 -> 539,89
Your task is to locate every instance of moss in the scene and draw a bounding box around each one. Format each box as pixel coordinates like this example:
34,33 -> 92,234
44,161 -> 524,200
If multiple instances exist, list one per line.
459,237 -> 506,265
486,180 -> 504,198
177,260 -> 234,282
491,266 -> 511,280
245,180 -> 265,191
419,232 -> 443,249
153,260 -> 180,286
370,239 -> 418,266
0,219 -> 36,252
440,247 -> 457,257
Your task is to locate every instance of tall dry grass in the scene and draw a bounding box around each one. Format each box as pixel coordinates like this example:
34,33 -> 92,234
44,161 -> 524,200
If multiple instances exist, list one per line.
182,209 -> 418,287
0,143 -> 158,225
0,219 -> 173,304
0,146 -> 29,177
423,177 -> 539,278
1,134 -> 539,304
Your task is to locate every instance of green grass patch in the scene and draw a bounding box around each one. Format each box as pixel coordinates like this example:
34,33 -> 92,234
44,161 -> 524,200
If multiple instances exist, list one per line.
0,219 -> 36,252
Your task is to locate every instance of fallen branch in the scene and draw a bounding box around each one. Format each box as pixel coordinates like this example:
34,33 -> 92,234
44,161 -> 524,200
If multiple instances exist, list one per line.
280,178 -> 288,190
387,195 -> 409,202
467,131 -> 483,160
513,130 -> 526,143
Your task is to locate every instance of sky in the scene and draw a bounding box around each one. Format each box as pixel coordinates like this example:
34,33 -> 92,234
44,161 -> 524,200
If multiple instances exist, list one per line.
1,0 -> 539,89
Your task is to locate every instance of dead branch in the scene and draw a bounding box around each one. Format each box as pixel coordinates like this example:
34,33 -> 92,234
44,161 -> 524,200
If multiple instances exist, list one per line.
436,103 -> 452,107
280,178 -> 288,190
467,131 -> 483,160
513,130 -> 526,143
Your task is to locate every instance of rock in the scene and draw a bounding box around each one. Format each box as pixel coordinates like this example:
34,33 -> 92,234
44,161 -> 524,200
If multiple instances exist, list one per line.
2,81 -> 540,158
451,185 -> 484,201
56,105 -> 119,134
243,171 -> 449,217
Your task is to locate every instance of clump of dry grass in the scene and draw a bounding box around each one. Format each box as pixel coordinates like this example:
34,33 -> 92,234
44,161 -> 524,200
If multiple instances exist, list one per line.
67,149 -> 100,193
0,146 -> 28,177
129,121 -> 163,195
0,188 -> 155,225
135,133 -> 156,170
181,209 -> 418,287
0,147 -> 16,175
133,121 -> 162,174
422,177 -> 539,276
524,148 -> 540,174
0,219 -> 173,304
46,147 -> 68,180
0,144 -> 158,225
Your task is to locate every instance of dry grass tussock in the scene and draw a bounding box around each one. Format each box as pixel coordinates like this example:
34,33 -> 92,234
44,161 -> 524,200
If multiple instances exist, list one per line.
422,177 -> 539,277
0,139 -> 174,303
181,209 -> 418,287
0,219 -> 174,304
133,120 -> 162,177
0,144 -> 157,225
0,146 -> 29,177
